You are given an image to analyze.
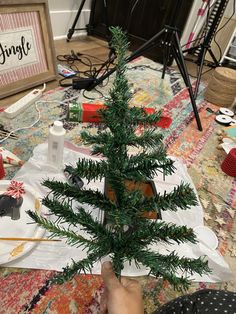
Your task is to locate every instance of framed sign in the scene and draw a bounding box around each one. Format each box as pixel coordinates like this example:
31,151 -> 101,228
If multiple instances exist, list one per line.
0,0 -> 57,99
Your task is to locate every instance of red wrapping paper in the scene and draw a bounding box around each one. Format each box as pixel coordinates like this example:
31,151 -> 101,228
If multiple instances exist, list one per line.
68,103 -> 172,128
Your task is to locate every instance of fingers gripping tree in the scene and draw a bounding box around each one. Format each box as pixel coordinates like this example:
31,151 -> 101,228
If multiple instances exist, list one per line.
28,27 -> 210,291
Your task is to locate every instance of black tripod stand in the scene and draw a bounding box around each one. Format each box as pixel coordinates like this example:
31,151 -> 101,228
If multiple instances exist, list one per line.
67,0 -> 88,42
88,0 -> 203,131
183,0 -> 229,98
67,0 -> 111,42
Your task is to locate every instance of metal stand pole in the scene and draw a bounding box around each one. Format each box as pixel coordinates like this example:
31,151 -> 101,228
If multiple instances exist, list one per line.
67,0 -> 87,42
183,0 -> 230,98
67,0 -> 111,42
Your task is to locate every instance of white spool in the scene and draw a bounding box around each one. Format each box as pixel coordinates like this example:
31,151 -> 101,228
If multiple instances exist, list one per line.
215,114 -> 232,125
219,107 -> 234,117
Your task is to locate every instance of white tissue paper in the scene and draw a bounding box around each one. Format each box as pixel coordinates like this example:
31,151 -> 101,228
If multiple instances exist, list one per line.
3,142 -> 231,282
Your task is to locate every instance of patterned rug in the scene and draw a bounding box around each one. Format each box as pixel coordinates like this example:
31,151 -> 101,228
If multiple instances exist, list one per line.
0,56 -> 235,314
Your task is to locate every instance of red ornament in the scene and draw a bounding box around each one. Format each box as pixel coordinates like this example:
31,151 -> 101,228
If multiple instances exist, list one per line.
4,180 -> 25,199
221,148 -> 236,177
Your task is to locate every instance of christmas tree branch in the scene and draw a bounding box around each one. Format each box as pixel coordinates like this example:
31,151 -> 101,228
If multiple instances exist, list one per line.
133,250 -> 210,290
129,221 -> 197,246
42,197 -> 112,240
42,180 -> 116,212
52,252 -> 104,284
129,130 -> 164,148
136,250 -> 210,276
140,182 -> 198,212
27,210 -> 93,247
65,159 -> 108,182
129,107 -> 162,125
43,195 -> 80,226
82,129 -> 163,151
91,131 -> 164,157
100,106 -> 162,127
125,150 -> 175,179
80,130 -> 112,146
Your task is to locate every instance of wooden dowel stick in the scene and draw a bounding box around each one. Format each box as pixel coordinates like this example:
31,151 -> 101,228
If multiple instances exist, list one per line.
0,237 -> 61,242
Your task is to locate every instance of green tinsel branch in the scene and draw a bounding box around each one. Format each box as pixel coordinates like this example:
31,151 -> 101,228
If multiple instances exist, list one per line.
80,130 -> 112,146
128,107 -> 162,125
129,129 -> 164,148
135,250 -> 210,276
82,128 -> 163,150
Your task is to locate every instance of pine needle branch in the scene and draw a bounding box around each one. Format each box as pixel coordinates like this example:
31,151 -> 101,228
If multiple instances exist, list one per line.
52,252 -> 103,284
42,197 -> 112,242
129,107 -> 162,125
42,196 -> 79,226
129,130 -> 163,148
133,221 -> 197,246
100,106 -> 162,127
80,130 -> 112,146
125,150 -> 175,179
134,250 -> 210,291
65,159 -> 108,182
27,210 -> 93,247
42,180 -> 116,212
141,182 -> 198,212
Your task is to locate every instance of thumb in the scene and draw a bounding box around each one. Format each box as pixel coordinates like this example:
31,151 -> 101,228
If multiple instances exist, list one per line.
101,261 -> 120,290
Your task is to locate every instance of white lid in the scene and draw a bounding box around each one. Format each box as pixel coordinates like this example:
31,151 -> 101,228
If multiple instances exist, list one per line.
53,121 -> 64,132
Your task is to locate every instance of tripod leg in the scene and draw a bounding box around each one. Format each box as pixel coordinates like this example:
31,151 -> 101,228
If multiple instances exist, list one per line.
172,32 -> 203,131
103,0 -> 110,39
162,44 -> 171,79
67,0 -> 86,42
194,46 -> 208,99
127,28 -> 166,62
208,48 -> 219,66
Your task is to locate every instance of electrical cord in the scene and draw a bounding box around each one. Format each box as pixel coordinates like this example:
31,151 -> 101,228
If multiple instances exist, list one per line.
0,103 -> 41,143
82,88 -> 105,100
188,66 -> 214,79
0,92 -> 83,143
57,50 -> 113,69
57,50 -> 116,89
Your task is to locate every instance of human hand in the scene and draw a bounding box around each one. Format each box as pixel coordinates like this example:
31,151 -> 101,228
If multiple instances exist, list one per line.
100,261 -> 144,314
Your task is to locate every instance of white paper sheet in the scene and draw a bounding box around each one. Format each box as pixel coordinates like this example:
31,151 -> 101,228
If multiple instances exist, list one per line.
2,142 -> 231,282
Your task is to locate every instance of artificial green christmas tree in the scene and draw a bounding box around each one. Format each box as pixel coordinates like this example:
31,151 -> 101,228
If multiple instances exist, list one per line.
28,27 -> 210,290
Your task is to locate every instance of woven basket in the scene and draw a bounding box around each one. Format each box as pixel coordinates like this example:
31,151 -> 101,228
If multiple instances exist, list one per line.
214,67 -> 236,83
204,67 -> 236,107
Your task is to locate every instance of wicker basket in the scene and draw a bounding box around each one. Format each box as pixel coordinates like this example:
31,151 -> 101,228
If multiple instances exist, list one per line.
204,67 -> 236,107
